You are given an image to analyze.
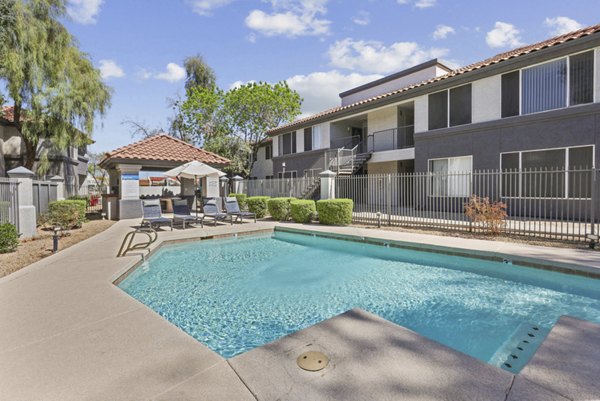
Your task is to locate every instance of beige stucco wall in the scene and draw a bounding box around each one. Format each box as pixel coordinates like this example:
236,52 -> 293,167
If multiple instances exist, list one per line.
472,75 -> 502,123
367,160 -> 398,174
595,48 -> 600,103
414,95 -> 428,133
250,146 -> 274,179
368,107 -> 397,135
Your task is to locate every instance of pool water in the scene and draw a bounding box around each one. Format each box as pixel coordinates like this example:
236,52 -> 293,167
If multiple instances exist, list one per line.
119,231 -> 600,370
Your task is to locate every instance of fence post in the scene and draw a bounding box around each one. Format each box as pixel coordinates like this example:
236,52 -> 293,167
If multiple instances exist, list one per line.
219,176 -> 229,198
50,175 -> 65,200
387,174 -> 392,226
591,169 -> 597,236
7,167 -> 37,238
320,170 -> 336,200
231,175 -> 243,194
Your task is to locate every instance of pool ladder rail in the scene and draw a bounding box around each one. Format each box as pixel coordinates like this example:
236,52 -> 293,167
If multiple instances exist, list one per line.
117,227 -> 158,258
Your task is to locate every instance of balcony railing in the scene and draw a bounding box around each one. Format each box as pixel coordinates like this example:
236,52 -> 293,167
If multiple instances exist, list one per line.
329,134 -> 362,151
367,125 -> 414,152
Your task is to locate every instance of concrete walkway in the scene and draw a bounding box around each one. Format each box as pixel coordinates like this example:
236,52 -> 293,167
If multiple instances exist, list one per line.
0,219 -> 599,400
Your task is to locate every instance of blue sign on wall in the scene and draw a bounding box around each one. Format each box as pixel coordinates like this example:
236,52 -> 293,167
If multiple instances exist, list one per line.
122,173 -> 139,181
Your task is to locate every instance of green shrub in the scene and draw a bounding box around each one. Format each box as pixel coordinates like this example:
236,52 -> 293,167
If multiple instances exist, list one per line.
68,195 -> 91,206
290,200 -> 316,223
228,193 -> 247,210
247,196 -> 270,218
267,197 -> 296,221
0,223 -> 19,253
48,200 -> 87,229
316,199 -> 354,225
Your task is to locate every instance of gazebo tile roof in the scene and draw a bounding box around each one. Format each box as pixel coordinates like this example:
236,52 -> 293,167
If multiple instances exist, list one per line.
101,134 -> 230,166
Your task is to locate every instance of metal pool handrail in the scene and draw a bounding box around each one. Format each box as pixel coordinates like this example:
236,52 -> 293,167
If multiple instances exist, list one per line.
117,226 -> 158,257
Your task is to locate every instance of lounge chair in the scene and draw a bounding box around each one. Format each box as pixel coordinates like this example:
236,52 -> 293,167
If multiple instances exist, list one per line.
141,199 -> 173,231
200,199 -> 230,227
225,197 -> 257,224
172,199 -> 198,229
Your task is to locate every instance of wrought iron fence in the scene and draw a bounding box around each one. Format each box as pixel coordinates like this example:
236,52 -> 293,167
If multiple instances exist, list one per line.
335,168 -> 598,242
239,176 -> 320,199
0,178 -> 19,231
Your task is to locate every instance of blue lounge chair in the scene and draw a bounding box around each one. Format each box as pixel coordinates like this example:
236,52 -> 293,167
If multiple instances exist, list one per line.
200,199 -> 230,227
225,197 -> 256,224
141,200 -> 173,231
173,199 -> 198,229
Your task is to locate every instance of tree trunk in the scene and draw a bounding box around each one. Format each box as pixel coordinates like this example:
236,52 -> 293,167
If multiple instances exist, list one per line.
23,138 -> 37,171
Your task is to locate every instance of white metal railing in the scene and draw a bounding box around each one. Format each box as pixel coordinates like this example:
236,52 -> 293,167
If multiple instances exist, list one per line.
368,125 -> 415,153
335,168 -> 599,242
240,176 -> 320,199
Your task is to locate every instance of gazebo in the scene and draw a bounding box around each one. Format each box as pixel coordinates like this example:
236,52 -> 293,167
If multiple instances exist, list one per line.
99,134 -> 230,220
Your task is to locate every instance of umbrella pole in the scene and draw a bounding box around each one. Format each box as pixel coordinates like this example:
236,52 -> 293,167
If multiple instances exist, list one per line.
195,175 -> 199,220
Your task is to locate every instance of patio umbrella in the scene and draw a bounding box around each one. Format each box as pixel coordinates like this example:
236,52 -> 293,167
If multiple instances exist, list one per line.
164,161 -> 226,217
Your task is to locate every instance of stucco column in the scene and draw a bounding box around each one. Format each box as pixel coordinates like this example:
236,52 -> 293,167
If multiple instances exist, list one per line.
7,167 -> 37,238
231,175 -> 243,194
219,176 -> 229,197
50,176 -> 65,200
320,170 -> 336,200
115,164 -> 142,219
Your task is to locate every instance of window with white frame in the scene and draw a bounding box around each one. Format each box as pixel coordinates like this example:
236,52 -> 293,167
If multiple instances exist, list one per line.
428,156 -> 472,197
278,132 -> 296,155
428,84 -> 472,130
501,145 -> 594,198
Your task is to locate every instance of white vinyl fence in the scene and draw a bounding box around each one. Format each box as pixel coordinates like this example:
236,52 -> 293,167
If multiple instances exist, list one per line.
0,178 -> 20,231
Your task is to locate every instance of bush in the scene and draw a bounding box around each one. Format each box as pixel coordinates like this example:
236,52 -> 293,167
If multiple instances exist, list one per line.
464,195 -> 507,235
290,200 -> 316,223
68,195 -> 91,206
0,223 -> 19,253
47,200 -> 87,229
267,197 -> 296,221
228,193 -> 247,210
316,199 -> 353,225
247,196 -> 270,218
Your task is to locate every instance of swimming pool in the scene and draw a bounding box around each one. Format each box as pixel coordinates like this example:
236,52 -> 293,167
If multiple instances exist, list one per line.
118,230 -> 600,372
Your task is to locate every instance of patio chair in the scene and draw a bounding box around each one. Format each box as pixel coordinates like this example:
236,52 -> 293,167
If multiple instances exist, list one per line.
200,199 -> 230,227
141,199 -> 173,231
224,197 -> 257,224
172,199 -> 198,229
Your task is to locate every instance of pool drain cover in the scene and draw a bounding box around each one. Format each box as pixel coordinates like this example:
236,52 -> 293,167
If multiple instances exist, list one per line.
297,351 -> 329,371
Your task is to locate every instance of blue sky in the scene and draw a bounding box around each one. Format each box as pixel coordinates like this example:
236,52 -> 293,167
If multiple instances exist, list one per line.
61,0 -> 598,154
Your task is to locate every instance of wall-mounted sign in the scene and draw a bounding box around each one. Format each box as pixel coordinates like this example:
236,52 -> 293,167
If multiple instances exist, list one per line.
121,173 -> 139,199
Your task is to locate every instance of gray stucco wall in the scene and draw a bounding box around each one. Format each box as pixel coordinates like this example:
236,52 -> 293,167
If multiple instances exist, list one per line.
272,150 -> 328,178
414,102 -> 600,172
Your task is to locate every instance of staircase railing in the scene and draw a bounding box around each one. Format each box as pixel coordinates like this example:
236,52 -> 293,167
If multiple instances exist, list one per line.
117,226 -> 158,257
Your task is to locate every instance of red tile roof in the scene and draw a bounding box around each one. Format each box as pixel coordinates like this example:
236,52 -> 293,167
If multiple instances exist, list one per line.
0,106 -> 22,123
267,23 -> 600,135
101,134 -> 230,166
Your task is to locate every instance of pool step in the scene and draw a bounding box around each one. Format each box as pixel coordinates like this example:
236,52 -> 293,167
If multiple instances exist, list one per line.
489,322 -> 550,374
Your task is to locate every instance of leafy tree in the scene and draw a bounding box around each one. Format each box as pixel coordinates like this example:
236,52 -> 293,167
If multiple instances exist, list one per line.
224,81 -> 302,175
87,152 -> 108,190
121,119 -> 164,139
184,55 -> 216,92
0,0 -> 111,174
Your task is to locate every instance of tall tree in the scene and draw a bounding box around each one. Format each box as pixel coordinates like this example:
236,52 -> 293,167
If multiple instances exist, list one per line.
0,0 -> 111,174
184,55 -> 216,92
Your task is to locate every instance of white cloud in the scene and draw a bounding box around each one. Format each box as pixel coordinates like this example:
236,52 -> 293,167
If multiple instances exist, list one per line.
154,63 -> 186,83
98,60 -> 125,79
286,70 -> 382,115
187,0 -> 234,16
136,68 -> 153,80
396,0 -> 409,3
486,21 -> 523,49
327,38 -> 449,75
415,0 -> 436,8
67,0 -> 102,24
433,24 -> 455,40
544,16 -> 584,36
245,0 -> 331,37
352,11 -> 370,26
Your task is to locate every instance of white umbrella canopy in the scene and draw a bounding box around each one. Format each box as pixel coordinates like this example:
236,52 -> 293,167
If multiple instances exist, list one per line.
164,160 -> 225,179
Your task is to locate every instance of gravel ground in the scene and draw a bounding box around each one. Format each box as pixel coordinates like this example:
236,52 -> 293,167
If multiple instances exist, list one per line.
0,217 -> 116,278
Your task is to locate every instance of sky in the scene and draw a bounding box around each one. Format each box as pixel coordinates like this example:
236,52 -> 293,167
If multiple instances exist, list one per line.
59,0 -> 599,154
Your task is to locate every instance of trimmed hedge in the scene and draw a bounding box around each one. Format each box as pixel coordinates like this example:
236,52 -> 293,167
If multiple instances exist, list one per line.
290,200 -> 316,223
267,197 -> 296,221
316,199 -> 353,225
247,196 -> 270,218
228,193 -> 247,210
0,223 -> 19,253
48,200 -> 87,229
68,195 -> 91,206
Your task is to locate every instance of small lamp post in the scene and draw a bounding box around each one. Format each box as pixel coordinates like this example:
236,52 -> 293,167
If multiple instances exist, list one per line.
52,226 -> 62,253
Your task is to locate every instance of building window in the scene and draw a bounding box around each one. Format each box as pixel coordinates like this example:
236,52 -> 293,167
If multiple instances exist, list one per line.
428,156 -> 472,197
501,71 -> 520,118
304,127 -> 312,152
428,90 -> 448,130
312,125 -> 321,150
279,132 -> 296,155
449,84 -> 472,127
522,58 -> 567,114
265,144 -> 272,160
501,146 -> 594,198
569,50 -> 594,106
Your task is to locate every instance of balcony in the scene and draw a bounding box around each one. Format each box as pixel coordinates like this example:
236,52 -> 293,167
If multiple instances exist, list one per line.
367,125 -> 414,153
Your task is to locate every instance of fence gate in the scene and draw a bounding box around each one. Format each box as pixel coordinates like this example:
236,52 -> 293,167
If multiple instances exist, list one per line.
32,180 -> 58,215
0,178 -> 20,232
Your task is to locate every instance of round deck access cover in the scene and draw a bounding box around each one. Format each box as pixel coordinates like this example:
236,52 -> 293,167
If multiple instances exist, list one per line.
297,351 -> 329,371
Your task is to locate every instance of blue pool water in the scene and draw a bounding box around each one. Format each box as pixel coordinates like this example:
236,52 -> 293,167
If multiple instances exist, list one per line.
119,231 -> 600,369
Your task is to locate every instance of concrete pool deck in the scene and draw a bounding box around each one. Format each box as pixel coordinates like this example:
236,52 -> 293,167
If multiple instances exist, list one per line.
0,219 -> 599,400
